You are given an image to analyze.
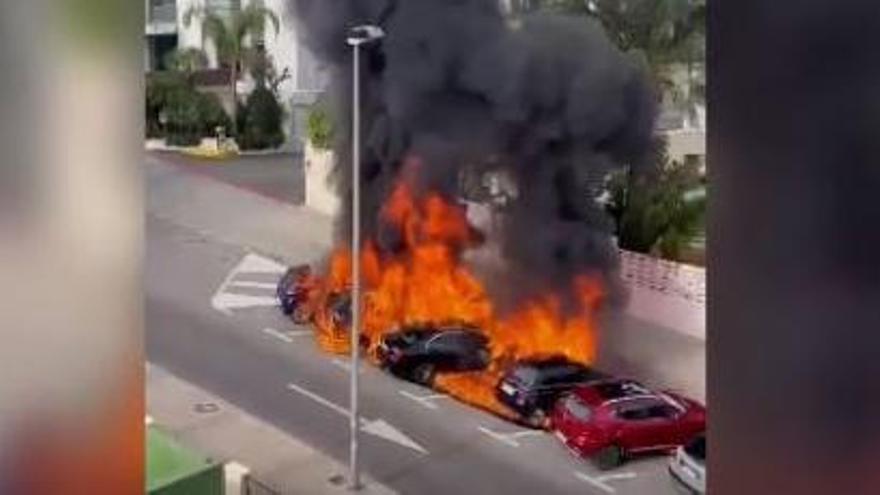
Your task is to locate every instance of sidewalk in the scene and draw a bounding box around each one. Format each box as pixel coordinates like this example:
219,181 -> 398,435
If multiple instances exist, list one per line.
146,153 -> 334,266
146,364 -> 396,495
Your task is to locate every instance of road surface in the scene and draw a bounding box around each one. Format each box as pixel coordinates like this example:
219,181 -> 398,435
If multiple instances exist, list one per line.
145,153 -> 696,494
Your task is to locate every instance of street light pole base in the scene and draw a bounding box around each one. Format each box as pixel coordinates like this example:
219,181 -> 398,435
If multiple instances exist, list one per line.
328,473 -> 364,491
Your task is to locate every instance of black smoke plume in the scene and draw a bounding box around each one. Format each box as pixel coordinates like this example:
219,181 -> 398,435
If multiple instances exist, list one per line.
289,0 -> 656,309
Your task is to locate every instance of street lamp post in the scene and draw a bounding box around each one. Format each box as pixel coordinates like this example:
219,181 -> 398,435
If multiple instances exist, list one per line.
345,24 -> 384,492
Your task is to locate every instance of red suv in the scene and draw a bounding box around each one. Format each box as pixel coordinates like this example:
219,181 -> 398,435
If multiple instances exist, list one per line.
550,379 -> 705,470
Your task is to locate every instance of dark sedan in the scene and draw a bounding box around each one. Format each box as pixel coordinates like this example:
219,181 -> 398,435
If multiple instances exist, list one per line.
376,325 -> 491,386
496,357 -> 610,428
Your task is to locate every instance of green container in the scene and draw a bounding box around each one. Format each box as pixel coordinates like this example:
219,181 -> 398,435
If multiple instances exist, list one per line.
147,425 -> 224,495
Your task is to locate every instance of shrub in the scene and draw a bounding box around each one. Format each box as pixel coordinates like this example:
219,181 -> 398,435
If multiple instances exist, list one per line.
196,92 -> 232,137
306,104 -> 334,150
237,86 -> 285,150
145,72 -> 232,146
146,72 -> 186,138
604,139 -> 706,263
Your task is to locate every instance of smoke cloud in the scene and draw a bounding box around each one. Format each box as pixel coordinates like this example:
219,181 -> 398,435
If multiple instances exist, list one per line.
289,0 -> 656,309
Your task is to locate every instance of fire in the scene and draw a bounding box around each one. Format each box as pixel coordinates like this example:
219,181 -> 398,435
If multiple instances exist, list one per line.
307,175 -> 604,418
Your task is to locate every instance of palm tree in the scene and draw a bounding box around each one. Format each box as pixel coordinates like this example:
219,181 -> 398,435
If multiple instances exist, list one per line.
163,47 -> 208,78
532,0 -> 705,112
183,2 -> 280,134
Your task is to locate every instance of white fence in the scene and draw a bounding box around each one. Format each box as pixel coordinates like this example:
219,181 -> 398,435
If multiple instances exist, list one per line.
618,249 -> 705,340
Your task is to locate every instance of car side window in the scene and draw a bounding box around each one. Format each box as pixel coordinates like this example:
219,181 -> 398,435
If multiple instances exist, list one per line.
617,405 -> 653,421
616,399 -> 664,421
545,369 -> 577,387
426,332 -> 463,353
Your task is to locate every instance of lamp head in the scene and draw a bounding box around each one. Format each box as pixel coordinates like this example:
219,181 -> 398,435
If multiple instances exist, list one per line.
346,25 -> 385,46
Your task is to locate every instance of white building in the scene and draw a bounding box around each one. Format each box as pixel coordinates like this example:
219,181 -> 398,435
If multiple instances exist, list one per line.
145,0 -> 327,150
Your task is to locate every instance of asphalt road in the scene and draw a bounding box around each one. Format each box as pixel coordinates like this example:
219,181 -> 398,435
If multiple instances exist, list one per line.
145,213 -> 689,495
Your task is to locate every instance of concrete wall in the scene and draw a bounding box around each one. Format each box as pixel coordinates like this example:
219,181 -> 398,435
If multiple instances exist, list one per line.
304,141 -> 340,217
618,249 -> 705,340
663,127 -> 706,166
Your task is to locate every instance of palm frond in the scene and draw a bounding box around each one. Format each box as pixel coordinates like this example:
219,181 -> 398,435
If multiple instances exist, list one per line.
234,4 -> 280,44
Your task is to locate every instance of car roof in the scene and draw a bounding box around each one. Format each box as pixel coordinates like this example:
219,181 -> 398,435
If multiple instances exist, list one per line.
572,379 -> 657,406
514,355 -> 586,370
396,324 -> 486,339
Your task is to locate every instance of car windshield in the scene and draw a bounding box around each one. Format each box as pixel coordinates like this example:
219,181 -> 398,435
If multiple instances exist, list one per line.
684,435 -> 706,462
594,380 -> 649,400
564,395 -> 592,421
511,367 -> 538,386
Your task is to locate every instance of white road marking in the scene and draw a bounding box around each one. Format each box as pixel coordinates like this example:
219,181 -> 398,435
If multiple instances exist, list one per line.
331,358 -> 364,373
477,425 -> 544,447
509,430 -> 544,439
286,383 -> 349,416
574,471 -> 637,494
211,253 -> 286,315
361,419 -> 428,455
477,426 -> 521,447
286,329 -> 313,337
228,281 -> 277,289
399,390 -> 448,410
213,293 -> 278,311
237,253 -> 287,274
262,327 -> 293,343
286,382 -> 428,454
597,473 -> 637,483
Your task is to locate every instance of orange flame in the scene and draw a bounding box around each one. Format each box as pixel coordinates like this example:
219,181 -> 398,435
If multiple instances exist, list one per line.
308,176 -> 604,418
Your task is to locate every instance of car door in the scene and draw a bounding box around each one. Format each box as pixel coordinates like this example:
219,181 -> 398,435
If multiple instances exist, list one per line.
614,398 -> 677,453
536,368 -> 576,411
425,332 -> 467,370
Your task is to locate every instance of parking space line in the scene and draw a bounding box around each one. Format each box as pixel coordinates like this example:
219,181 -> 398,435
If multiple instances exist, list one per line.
477,426 -> 521,448
262,327 -> 293,343
228,281 -> 277,289
509,430 -> 544,439
478,425 -> 546,448
331,358 -> 364,373
398,390 -> 448,410
597,473 -> 637,483
574,471 -> 637,494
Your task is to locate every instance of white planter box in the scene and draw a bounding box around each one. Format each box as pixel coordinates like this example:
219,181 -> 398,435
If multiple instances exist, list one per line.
304,141 -> 341,217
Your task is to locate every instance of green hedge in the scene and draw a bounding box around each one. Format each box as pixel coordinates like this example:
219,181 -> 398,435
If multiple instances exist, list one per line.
306,104 -> 334,150
146,73 -> 231,146
237,86 -> 284,151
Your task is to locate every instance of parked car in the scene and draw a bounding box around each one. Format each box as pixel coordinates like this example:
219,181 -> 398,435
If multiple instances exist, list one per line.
496,356 -> 610,428
551,379 -> 705,470
376,324 -> 491,385
669,433 -> 706,494
276,265 -> 315,324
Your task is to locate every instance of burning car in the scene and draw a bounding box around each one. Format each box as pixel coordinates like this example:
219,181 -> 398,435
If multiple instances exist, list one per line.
496,356 -> 610,428
376,324 -> 491,386
550,379 -> 705,470
276,264 -> 317,324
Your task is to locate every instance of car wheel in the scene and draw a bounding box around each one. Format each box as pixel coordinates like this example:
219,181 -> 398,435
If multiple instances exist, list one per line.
413,364 -> 436,387
527,409 -> 549,429
280,298 -> 293,315
292,306 -> 310,325
594,444 -> 624,471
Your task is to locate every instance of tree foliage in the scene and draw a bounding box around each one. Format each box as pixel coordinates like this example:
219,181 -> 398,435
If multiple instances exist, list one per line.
237,86 -> 284,150
533,0 -> 705,108
183,3 -> 280,133
605,140 -> 705,261
306,104 -> 334,150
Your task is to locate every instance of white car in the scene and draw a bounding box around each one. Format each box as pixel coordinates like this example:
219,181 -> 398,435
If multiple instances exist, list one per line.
669,434 -> 706,493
